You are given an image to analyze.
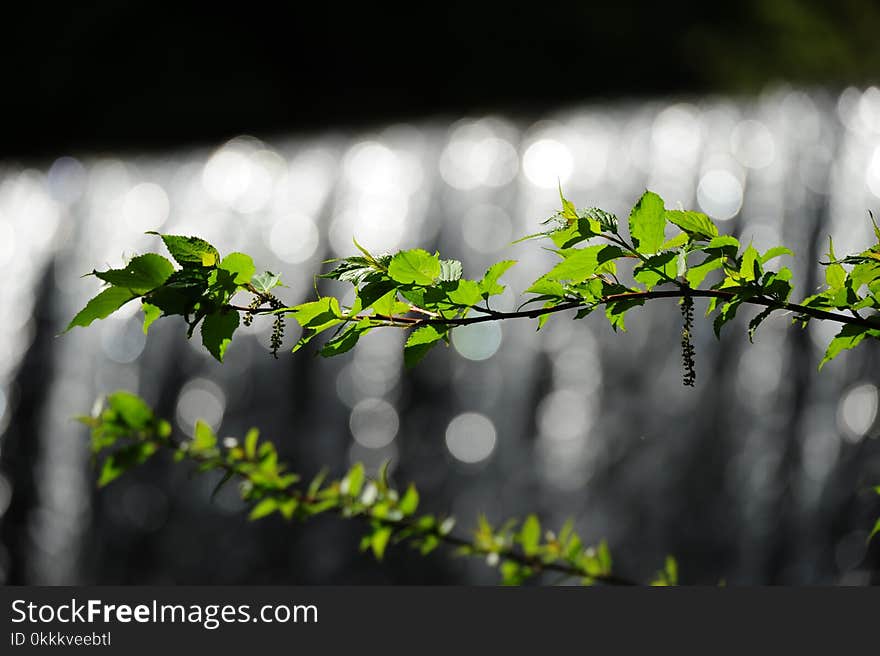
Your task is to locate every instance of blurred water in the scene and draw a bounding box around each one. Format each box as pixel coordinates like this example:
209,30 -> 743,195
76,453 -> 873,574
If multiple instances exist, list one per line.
1,87 -> 879,585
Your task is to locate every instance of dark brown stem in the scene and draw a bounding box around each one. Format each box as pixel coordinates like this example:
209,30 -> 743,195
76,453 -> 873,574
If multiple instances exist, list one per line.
232,288 -> 878,331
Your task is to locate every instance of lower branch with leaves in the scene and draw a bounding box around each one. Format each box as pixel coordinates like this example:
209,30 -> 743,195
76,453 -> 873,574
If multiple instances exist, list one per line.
79,391 -> 672,586
66,187 -> 880,582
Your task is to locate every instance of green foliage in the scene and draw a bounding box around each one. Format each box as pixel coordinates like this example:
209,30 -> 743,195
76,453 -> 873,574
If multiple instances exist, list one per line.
628,190 -> 666,255
78,391 -> 652,585
68,233 -> 286,362
72,189 -> 880,372
68,186 -> 880,585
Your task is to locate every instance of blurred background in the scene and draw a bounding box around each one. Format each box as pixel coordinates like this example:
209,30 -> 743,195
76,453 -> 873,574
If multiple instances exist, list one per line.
2,0 -> 880,585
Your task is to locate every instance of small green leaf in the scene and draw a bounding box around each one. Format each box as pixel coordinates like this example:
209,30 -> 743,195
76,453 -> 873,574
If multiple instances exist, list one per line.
141,302 -> 162,334
66,287 -> 137,332
479,260 -> 517,298
739,245 -> 761,282
106,391 -> 155,430
606,298 -> 643,332
597,540 -> 612,574
633,251 -> 678,290
244,428 -> 259,460
747,307 -> 775,342
820,324 -> 880,369
93,253 -> 175,293
760,246 -> 794,265
868,518 -> 880,543
686,255 -> 723,288
192,419 -> 217,452
201,310 -> 239,362
447,279 -> 483,307
152,233 -> 220,268
344,463 -> 365,498
404,325 -> 445,368
289,297 -> 341,330
542,245 -> 625,285
388,249 -> 441,285
219,252 -> 256,285
706,235 -> 740,258
665,556 -> 678,584
665,210 -> 718,241
249,498 -> 278,520
520,514 -> 541,556
371,525 -> 393,560
98,442 -> 158,487
825,237 -> 847,290
660,232 -> 690,251
628,191 -> 666,255
398,484 -> 419,515
320,319 -> 372,357
558,182 -> 578,220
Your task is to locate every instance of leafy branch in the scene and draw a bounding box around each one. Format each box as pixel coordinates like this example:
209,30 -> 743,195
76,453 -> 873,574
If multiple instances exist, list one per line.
67,189 -> 880,379
66,187 -> 880,581
78,391 -> 671,586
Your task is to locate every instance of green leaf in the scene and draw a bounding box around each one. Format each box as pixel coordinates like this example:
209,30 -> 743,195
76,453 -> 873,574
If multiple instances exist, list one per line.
542,245 -> 625,285
153,233 -> 220,268
98,442 -> 158,487
558,182 -> 578,220
686,254 -> 723,288
606,298 -> 643,332
825,238 -> 847,290
192,419 -> 217,452
549,218 -> 601,249
439,259 -> 463,282
344,463 -> 365,498
398,484 -> 419,515
665,556 -> 678,585
706,235 -> 740,258
66,287 -> 137,331
665,210 -> 718,241
747,307 -> 775,342
820,324 -> 880,369
388,249 -> 441,285
289,297 -> 341,330
760,246 -> 794,265
713,299 -> 743,338
320,319 -> 371,357
447,279 -> 483,307
249,498 -> 278,520
93,254 -> 175,293
597,540 -> 612,574
633,251 -> 677,290
251,271 -> 283,294
850,262 -> 880,290
868,518 -> 880,544
371,525 -> 393,560
106,391 -> 155,430
141,302 -> 162,334
479,260 -> 517,298
739,245 -> 761,282
244,428 -> 259,460
660,232 -> 690,251
525,279 -> 566,297
219,252 -> 256,285
520,514 -> 541,556
358,281 -> 398,313
628,191 -> 666,255
201,310 -> 239,362
404,325 -> 445,368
